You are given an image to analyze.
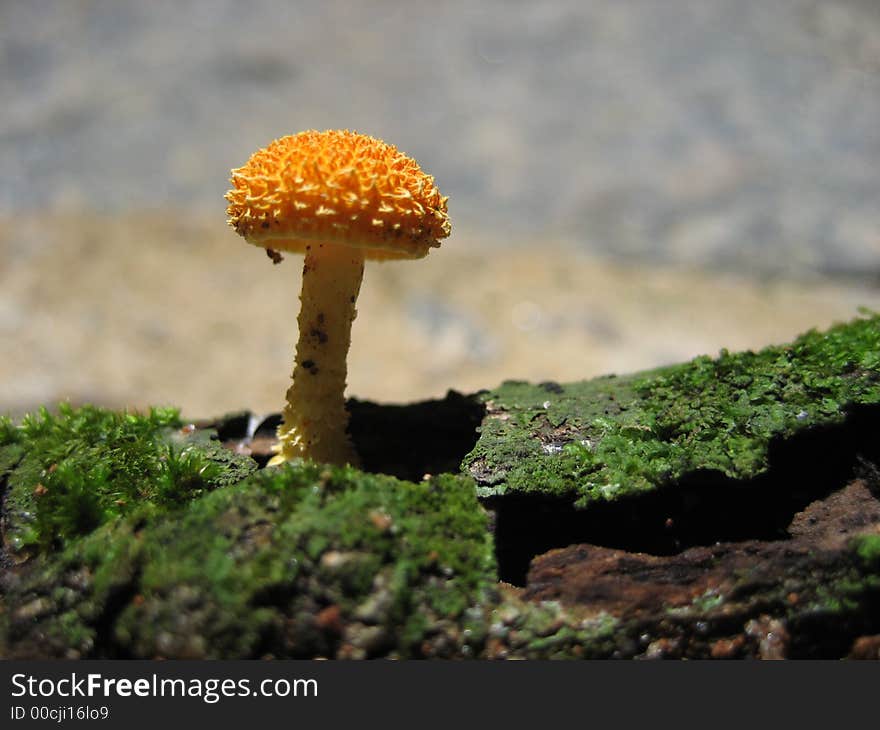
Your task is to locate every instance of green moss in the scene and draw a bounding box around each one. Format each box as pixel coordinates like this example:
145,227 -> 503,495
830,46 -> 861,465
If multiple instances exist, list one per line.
485,598 -> 620,659
0,442 -> 24,481
464,314 -> 880,507
5,463 -> 495,658
1,404 -> 256,553
810,538 -> 880,616
852,534 -> 880,568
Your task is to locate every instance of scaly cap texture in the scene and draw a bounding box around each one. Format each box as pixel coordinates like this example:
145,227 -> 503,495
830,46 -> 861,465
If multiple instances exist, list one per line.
226,130 -> 451,260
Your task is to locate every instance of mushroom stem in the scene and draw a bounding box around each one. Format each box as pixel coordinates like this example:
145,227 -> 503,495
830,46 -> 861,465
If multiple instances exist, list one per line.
270,243 -> 365,466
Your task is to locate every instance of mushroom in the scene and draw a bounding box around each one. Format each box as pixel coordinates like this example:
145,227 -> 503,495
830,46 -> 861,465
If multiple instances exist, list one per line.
225,130 -> 450,466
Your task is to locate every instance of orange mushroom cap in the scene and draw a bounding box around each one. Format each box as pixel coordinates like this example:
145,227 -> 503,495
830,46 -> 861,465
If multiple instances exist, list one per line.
225,130 -> 451,261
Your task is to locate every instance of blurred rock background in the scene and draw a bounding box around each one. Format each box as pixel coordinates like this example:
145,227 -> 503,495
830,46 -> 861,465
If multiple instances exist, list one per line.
2,0 -> 879,419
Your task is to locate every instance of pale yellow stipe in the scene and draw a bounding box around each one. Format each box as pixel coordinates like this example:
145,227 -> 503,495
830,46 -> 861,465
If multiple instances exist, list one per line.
268,243 -> 364,466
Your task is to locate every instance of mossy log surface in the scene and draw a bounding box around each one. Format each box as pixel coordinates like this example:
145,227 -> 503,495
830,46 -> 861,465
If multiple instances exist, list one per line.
1,314 -> 879,659
464,314 -> 880,506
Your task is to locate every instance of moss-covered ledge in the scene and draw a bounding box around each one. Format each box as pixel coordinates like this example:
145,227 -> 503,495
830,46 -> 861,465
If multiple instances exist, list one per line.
464,312 -> 880,506
1,463 -> 496,659
1,313 -> 879,659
